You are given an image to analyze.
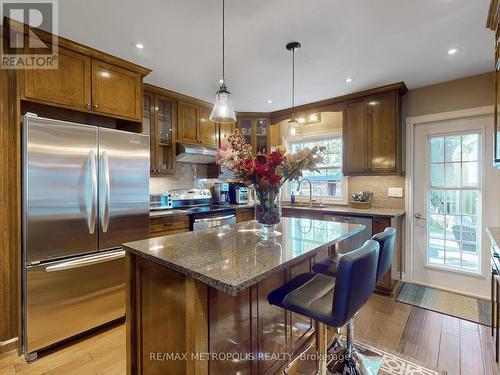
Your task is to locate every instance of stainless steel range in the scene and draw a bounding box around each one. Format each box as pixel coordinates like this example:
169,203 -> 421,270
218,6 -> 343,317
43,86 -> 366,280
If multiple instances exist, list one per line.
169,188 -> 237,230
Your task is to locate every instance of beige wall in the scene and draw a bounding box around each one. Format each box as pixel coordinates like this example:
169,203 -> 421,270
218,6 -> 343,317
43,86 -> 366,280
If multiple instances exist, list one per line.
403,72 -> 493,118
348,176 -> 405,209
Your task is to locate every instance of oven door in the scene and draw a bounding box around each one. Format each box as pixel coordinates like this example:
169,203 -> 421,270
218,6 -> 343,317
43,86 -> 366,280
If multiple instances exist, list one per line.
193,214 -> 236,231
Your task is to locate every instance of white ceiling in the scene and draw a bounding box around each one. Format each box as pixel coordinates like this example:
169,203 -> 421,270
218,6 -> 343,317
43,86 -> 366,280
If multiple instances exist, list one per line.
58,0 -> 494,112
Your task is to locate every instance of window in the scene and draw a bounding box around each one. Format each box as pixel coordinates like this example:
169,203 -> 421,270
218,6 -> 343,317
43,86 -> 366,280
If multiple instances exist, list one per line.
285,133 -> 347,204
427,132 -> 481,272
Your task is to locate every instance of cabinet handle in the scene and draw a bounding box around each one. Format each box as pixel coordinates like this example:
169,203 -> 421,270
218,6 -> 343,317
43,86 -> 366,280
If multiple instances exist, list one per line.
93,104 -> 99,110
85,103 -> 91,110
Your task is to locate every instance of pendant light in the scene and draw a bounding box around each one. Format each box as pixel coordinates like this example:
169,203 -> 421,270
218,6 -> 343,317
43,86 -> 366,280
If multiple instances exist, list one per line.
210,0 -> 236,123
286,41 -> 301,137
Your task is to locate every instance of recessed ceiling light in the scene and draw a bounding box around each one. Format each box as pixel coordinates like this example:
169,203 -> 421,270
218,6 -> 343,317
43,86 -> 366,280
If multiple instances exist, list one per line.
267,100 -> 273,104
135,43 -> 144,50
345,77 -> 353,83
448,48 -> 458,55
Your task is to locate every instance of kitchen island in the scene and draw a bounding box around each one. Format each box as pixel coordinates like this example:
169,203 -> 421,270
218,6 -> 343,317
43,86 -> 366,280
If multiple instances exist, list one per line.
123,218 -> 364,375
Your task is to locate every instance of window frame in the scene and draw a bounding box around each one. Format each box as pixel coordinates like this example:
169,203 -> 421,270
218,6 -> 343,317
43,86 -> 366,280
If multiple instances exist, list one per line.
283,130 -> 348,205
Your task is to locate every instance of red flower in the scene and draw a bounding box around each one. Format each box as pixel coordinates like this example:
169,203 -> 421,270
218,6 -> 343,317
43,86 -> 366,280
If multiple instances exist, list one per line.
268,171 -> 282,185
255,160 -> 268,177
242,158 -> 255,174
268,151 -> 284,167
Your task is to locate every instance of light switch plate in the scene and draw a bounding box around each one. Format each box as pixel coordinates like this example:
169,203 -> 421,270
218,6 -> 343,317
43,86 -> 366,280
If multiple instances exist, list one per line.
388,187 -> 404,198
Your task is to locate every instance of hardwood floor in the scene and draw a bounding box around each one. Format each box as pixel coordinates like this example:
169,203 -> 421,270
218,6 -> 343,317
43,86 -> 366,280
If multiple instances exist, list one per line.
0,294 -> 497,375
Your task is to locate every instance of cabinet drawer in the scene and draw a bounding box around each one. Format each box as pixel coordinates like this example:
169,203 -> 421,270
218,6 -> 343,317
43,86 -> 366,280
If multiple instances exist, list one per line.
149,216 -> 190,234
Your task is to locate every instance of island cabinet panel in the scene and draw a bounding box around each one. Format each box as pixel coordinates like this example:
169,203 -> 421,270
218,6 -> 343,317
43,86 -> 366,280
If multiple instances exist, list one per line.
126,255 -> 208,375
91,60 -> 142,121
208,288 -> 255,374
23,47 -> 91,110
257,270 -> 289,375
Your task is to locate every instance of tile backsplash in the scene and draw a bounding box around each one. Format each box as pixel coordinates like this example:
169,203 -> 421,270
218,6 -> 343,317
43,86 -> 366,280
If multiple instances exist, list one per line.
150,162 -> 207,194
348,176 -> 405,209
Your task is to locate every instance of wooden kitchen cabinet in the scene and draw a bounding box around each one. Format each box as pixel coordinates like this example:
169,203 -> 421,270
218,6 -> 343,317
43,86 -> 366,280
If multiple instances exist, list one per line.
21,36 -> 149,122
219,121 -> 235,147
236,207 -> 255,223
342,88 -> 403,176
149,215 -> 190,237
23,47 -> 91,110
144,90 -> 177,175
199,106 -> 218,147
343,98 -> 368,174
236,116 -> 271,154
91,60 -> 142,121
487,0 -> 500,167
177,101 -> 219,147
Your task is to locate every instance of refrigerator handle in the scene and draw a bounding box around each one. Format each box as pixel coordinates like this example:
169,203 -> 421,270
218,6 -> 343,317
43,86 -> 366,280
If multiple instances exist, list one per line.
88,150 -> 97,234
101,151 -> 110,232
44,250 -> 125,272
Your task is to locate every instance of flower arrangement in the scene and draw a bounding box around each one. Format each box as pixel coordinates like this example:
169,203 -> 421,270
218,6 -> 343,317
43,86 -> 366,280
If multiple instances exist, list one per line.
217,129 -> 325,235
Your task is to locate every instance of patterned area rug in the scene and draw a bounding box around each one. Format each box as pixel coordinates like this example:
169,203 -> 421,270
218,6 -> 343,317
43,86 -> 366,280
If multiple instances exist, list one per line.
358,340 -> 447,375
395,282 -> 490,326
328,339 -> 446,374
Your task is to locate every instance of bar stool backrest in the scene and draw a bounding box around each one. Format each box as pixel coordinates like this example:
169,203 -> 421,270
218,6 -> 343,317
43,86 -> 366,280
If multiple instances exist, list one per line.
330,240 -> 380,327
372,227 -> 396,282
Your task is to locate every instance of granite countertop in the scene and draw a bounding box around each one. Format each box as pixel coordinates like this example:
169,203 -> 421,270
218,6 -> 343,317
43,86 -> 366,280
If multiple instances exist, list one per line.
487,227 -> 500,251
123,217 -> 365,296
282,203 -> 406,218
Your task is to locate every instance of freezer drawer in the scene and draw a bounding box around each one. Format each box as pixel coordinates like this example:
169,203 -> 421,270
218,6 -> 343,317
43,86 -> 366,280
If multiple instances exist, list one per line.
24,250 -> 125,354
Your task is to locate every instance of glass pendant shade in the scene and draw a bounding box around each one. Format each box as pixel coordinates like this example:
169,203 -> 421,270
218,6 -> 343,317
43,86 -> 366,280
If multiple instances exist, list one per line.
210,85 -> 236,123
287,118 -> 300,137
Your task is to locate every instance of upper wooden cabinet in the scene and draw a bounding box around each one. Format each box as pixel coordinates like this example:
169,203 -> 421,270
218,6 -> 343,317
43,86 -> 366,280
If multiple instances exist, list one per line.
219,122 -> 235,147
91,60 -> 142,121
177,101 -> 219,147
342,89 -> 403,176
487,0 -> 500,166
144,90 -> 176,175
236,116 -> 271,154
23,47 -> 91,111
21,33 -> 150,122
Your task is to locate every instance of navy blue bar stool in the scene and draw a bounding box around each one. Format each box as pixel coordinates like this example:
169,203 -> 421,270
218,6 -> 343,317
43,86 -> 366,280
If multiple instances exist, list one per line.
268,240 -> 380,374
313,227 -> 396,282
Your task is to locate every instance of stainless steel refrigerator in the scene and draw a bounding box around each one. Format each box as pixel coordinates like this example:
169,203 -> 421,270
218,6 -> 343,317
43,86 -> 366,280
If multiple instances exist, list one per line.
22,114 -> 149,361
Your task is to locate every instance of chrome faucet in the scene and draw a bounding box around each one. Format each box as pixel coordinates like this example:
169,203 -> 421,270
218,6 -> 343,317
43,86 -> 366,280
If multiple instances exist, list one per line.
296,178 -> 313,207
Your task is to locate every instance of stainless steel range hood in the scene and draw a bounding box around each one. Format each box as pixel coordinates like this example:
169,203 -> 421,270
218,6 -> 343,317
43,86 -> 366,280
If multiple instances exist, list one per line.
176,142 -> 217,164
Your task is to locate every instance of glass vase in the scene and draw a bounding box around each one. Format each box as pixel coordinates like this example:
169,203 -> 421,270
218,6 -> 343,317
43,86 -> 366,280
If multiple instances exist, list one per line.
254,184 -> 282,238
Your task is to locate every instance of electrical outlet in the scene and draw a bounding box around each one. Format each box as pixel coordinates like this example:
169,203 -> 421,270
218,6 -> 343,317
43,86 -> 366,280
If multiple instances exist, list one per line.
388,187 -> 404,198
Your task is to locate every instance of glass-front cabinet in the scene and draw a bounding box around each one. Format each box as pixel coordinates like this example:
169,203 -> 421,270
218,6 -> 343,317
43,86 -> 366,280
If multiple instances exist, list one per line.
236,117 -> 270,154
143,91 -> 176,175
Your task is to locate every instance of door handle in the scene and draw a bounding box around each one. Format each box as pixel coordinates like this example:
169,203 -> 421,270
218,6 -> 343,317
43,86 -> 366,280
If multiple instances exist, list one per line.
45,250 -> 125,272
88,150 -> 97,234
194,214 -> 235,223
415,213 -> 427,221
101,151 -> 111,232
